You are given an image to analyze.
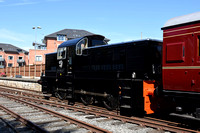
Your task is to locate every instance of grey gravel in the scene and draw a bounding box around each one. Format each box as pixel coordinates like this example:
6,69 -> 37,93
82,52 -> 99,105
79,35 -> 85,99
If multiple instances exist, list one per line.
39,104 -> 163,133
0,97 -> 85,132
0,95 -> 170,133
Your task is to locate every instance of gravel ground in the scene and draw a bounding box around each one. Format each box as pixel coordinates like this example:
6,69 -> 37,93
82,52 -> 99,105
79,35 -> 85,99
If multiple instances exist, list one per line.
0,96 -> 169,133
39,104 -> 163,133
0,97 -> 89,133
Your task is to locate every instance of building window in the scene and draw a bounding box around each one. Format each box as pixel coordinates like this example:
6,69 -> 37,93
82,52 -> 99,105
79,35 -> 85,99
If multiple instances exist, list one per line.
19,57 -> 23,60
35,45 -> 47,50
8,63 -> 13,67
19,63 -> 23,67
57,34 -> 66,41
17,49 -> 23,53
35,55 -> 42,62
8,56 -> 13,60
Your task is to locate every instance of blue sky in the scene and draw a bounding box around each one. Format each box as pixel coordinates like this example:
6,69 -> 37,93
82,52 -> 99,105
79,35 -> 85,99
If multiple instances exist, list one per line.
0,0 -> 199,51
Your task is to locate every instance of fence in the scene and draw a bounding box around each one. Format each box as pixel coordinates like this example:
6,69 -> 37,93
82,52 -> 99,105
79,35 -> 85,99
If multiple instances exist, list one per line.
0,64 -> 45,78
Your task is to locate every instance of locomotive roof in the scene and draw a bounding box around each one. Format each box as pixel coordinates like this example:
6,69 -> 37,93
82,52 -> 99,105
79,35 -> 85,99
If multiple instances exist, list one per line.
58,35 -> 105,48
162,12 -> 200,30
85,39 -> 162,50
45,52 -> 57,55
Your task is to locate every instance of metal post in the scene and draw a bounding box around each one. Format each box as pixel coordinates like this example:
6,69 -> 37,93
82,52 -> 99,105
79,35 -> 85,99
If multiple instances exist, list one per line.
24,65 -> 25,77
32,26 -> 41,65
14,66 -> 17,76
35,64 -> 36,78
19,66 -> 20,76
29,65 -> 30,77
40,64 -> 42,77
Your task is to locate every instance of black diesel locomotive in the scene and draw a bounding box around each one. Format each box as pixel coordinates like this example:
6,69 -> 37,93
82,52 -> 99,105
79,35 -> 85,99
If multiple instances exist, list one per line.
40,35 -> 162,116
40,12 -> 200,119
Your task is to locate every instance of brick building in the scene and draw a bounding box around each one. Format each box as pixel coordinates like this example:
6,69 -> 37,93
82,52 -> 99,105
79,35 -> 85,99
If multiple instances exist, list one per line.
29,29 -> 105,65
0,43 -> 29,68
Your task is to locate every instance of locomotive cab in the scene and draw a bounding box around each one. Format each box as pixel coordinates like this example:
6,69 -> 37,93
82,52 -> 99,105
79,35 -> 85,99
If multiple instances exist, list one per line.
55,35 -> 107,102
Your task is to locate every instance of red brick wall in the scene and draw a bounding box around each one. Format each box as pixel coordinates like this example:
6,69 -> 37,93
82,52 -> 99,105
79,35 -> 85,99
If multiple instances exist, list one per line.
28,38 -> 64,65
0,51 -> 28,67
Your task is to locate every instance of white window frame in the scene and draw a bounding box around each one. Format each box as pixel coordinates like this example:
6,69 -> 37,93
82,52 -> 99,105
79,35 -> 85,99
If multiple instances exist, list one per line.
57,47 -> 66,60
57,34 -> 66,41
76,38 -> 88,56
35,55 -> 42,62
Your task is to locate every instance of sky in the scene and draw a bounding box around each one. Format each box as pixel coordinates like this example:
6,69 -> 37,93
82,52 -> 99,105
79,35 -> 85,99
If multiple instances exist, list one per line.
0,0 -> 199,51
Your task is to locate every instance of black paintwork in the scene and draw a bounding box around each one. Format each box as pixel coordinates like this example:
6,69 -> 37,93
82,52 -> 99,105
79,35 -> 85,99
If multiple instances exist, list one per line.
41,35 -> 162,115
74,39 -> 162,80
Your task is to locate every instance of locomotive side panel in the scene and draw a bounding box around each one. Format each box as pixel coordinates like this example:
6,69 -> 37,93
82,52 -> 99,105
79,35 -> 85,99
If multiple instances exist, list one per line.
126,41 -> 162,80
73,40 -> 162,114
75,40 -> 161,80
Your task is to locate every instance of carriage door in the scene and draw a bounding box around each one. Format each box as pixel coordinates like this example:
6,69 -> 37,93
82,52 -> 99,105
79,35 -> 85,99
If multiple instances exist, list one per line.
66,47 -> 73,75
194,34 -> 200,93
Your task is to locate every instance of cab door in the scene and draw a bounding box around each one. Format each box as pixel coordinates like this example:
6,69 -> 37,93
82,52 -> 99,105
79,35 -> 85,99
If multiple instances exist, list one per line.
66,47 -> 73,75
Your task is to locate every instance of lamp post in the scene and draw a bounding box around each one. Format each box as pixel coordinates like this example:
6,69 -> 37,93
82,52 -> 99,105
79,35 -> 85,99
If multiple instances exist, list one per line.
32,26 -> 41,78
32,26 -> 41,64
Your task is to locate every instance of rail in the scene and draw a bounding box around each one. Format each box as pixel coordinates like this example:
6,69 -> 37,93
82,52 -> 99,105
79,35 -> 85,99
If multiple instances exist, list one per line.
0,93 -> 111,133
1,88 -> 196,133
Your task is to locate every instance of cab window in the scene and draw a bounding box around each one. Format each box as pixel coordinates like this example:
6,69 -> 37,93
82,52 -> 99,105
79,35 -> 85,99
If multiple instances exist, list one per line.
76,38 -> 88,55
91,40 -> 107,46
57,47 -> 66,59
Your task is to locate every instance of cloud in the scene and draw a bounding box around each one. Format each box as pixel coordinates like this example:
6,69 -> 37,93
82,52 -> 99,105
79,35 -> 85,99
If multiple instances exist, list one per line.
0,0 -> 38,6
46,0 -> 63,1
0,29 -> 34,51
0,29 -> 34,44
21,46 -> 32,51
0,29 -> 26,42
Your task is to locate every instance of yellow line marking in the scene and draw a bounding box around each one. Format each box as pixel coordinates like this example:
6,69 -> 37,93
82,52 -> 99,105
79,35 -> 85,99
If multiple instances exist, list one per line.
164,25 -> 200,34
164,31 -> 200,39
163,66 -> 200,69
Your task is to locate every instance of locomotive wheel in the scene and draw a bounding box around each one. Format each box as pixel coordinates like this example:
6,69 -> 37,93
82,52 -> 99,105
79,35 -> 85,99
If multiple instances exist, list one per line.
81,95 -> 94,105
103,94 -> 118,111
54,89 -> 67,100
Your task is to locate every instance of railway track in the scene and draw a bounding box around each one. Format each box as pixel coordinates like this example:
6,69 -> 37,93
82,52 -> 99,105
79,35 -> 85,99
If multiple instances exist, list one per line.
0,93 -> 111,132
0,85 -> 198,133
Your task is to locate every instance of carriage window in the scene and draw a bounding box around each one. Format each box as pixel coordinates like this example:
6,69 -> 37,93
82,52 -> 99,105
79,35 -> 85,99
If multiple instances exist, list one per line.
57,47 -> 66,59
76,38 -> 88,55
166,42 -> 185,62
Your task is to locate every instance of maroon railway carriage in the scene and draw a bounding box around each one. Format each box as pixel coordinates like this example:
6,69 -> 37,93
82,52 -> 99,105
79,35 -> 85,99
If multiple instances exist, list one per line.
161,12 -> 200,118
